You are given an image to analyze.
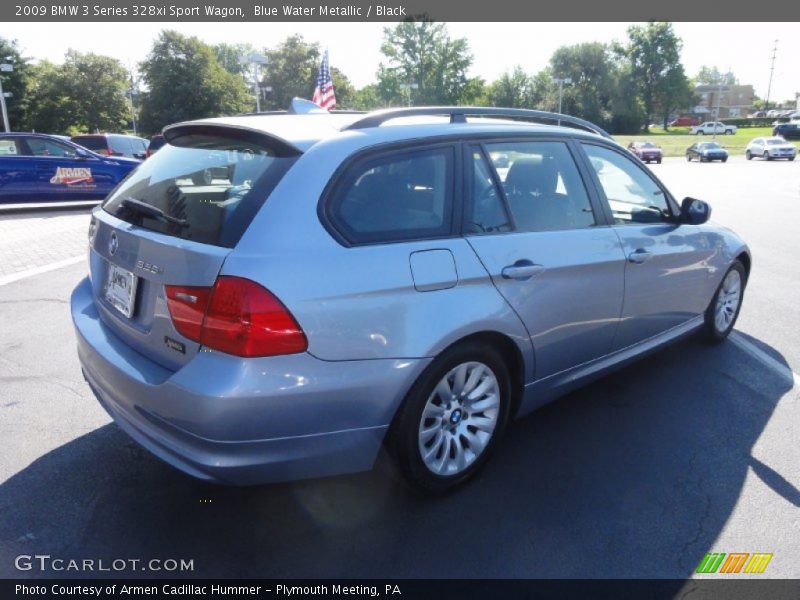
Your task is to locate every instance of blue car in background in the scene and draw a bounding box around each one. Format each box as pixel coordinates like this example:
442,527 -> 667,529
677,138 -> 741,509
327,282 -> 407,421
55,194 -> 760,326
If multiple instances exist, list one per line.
0,132 -> 139,204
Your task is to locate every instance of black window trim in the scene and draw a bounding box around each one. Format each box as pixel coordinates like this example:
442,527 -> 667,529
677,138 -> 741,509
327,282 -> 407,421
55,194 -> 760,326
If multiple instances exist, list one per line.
575,140 -> 682,226
320,140 -> 461,248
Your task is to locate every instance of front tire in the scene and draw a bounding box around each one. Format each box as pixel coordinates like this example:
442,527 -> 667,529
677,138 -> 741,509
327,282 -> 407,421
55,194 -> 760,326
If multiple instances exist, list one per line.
703,261 -> 746,342
746,150 -> 752,160
388,342 -> 512,493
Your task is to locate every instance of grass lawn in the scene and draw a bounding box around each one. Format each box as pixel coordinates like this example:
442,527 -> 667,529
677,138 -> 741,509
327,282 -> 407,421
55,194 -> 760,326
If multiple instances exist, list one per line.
614,126 -> 775,158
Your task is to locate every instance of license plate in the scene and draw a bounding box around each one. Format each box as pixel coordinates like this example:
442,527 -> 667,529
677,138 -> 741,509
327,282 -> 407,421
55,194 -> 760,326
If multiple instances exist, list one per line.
105,263 -> 138,318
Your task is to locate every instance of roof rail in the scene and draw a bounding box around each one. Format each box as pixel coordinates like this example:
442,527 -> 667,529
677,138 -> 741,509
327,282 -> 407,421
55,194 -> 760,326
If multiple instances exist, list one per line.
342,106 -> 612,139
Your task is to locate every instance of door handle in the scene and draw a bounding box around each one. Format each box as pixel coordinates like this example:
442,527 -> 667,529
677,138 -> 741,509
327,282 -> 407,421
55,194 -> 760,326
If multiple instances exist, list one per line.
501,261 -> 546,280
628,249 -> 653,264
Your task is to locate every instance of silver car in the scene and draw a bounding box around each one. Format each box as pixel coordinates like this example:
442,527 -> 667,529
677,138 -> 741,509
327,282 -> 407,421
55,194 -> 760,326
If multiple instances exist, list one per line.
71,103 -> 751,492
745,137 -> 797,161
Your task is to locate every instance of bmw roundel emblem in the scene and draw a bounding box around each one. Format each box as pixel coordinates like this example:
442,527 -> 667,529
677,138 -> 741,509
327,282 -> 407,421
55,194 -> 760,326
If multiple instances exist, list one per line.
109,232 -> 119,256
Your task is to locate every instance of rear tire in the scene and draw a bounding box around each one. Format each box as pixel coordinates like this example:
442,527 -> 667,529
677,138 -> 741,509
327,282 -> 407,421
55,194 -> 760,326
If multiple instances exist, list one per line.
702,261 -> 746,342
388,342 -> 512,493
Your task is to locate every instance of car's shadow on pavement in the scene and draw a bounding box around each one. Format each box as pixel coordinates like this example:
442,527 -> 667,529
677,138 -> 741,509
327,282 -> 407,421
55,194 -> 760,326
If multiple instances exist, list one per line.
0,333 -> 794,581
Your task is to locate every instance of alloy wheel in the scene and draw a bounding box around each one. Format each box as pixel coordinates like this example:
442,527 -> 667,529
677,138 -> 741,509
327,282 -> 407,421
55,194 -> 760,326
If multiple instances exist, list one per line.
714,269 -> 742,333
418,361 -> 501,476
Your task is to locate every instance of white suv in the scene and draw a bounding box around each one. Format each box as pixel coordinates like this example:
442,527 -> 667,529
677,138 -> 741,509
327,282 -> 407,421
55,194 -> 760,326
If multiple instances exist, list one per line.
691,121 -> 737,135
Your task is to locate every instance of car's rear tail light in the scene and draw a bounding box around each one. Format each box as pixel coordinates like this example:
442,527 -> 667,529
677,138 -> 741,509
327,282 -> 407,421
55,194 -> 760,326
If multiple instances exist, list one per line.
165,277 -> 307,358
165,285 -> 212,342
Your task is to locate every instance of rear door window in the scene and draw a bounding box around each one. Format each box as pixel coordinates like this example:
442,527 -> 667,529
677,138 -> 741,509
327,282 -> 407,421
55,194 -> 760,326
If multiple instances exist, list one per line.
473,141 -> 596,233
102,131 -> 298,248
326,146 -> 455,245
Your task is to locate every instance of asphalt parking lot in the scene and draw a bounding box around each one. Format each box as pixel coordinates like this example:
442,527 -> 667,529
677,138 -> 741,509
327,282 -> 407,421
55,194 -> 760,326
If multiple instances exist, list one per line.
0,156 -> 798,581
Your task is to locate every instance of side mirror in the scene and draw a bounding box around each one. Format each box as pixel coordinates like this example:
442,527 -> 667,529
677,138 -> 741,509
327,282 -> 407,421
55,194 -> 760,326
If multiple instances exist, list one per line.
74,148 -> 91,159
680,197 -> 711,225
132,152 -> 146,160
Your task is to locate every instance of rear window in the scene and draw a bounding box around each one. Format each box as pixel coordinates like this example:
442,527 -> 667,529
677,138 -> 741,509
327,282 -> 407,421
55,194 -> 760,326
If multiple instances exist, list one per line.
103,131 -> 298,248
325,145 -> 455,245
72,136 -> 107,152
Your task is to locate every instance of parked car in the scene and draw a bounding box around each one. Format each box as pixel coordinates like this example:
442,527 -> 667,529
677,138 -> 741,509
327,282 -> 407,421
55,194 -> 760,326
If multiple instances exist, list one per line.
772,122 -> 800,140
668,116 -> 699,127
690,122 -> 737,135
71,102 -> 751,492
0,132 -> 139,204
627,141 -> 663,164
686,141 -> 729,162
750,111 -> 766,118
71,133 -> 149,160
745,137 -> 797,161
146,133 -> 166,158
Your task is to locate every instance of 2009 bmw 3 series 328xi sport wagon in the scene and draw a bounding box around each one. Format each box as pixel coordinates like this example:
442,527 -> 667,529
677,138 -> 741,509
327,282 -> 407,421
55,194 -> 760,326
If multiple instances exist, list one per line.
71,101 -> 751,492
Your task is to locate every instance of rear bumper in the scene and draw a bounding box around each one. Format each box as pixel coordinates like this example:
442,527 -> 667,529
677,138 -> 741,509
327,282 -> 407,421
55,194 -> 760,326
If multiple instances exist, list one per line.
71,277 -> 429,485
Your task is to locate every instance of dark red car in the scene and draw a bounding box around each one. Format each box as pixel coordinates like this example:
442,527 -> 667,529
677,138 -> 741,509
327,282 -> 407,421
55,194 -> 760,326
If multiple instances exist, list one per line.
669,116 -> 700,127
627,141 -> 663,164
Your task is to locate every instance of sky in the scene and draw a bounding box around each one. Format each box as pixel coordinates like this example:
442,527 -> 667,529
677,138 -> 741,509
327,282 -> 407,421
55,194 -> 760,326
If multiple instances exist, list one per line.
3,22 -> 799,104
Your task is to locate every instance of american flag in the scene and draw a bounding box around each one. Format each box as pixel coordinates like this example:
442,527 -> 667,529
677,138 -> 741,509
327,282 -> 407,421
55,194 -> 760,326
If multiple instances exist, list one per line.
312,50 -> 336,110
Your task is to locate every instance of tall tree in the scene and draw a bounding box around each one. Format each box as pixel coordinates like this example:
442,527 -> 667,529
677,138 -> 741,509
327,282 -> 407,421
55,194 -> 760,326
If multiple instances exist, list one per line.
0,37 -> 32,131
22,51 -> 130,134
60,50 -> 131,133
138,30 -> 252,134
488,67 -> 540,108
695,66 -> 737,86
214,42 -> 258,77
377,21 -> 473,105
550,42 -> 616,128
619,22 -> 694,130
261,35 -> 320,110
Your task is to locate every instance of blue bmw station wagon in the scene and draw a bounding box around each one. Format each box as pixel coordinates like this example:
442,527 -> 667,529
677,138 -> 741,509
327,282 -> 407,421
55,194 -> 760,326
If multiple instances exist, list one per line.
0,132 -> 138,204
71,103 -> 751,492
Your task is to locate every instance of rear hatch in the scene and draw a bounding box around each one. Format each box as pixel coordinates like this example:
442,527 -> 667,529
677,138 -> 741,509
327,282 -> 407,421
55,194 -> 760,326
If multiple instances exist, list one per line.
90,125 -> 300,370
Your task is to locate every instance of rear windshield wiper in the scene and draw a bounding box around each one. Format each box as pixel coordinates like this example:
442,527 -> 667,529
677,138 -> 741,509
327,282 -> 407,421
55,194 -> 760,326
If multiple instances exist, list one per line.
121,197 -> 189,228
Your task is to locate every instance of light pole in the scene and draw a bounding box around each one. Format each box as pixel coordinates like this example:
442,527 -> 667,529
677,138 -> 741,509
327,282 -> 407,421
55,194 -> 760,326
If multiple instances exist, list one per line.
127,70 -> 139,136
0,60 -> 13,132
551,77 -> 572,124
240,54 -> 269,113
765,40 -> 778,113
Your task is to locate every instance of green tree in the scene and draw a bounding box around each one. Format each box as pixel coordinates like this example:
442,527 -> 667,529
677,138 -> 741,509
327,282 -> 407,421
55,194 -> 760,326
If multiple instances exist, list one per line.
619,22 -> 694,131
213,42 -> 258,77
22,51 -> 130,134
138,30 -> 252,134
550,43 -> 616,128
20,60 -> 71,133
695,66 -> 737,86
488,67 -> 540,108
61,51 -> 131,133
0,37 -> 33,131
376,21 -> 473,105
330,66 -> 356,109
261,35 -> 320,110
